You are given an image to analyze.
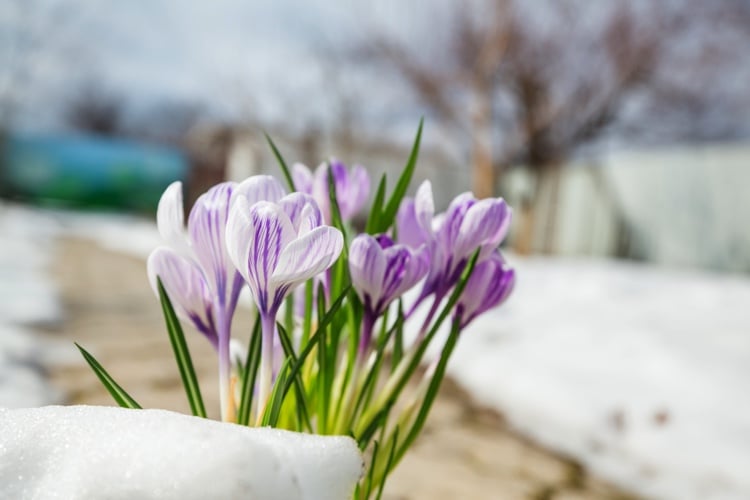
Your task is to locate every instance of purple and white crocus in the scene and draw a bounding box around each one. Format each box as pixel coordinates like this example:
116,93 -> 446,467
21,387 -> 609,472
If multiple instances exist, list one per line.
226,191 -> 344,413
147,181 -> 243,422
349,234 -> 429,359
397,180 -> 512,332
292,160 -> 370,223
455,251 -> 515,328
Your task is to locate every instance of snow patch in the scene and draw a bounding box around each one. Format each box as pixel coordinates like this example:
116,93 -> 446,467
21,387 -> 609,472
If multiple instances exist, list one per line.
450,255 -> 750,500
0,405 -> 363,500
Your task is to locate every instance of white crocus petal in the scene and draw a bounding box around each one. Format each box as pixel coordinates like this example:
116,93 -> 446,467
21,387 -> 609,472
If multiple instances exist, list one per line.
347,164 -> 371,217
414,180 -> 435,236
234,175 -> 287,208
454,198 -> 509,258
147,246 -> 215,342
227,198 -> 296,314
278,193 -> 322,235
226,197 -> 256,295
349,235 -> 386,306
156,181 -> 191,256
271,226 -> 344,293
187,182 -> 237,299
292,163 -> 314,194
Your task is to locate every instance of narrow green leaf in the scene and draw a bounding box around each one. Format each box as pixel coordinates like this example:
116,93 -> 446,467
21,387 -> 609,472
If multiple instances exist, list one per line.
376,427 -> 399,500
394,317 -> 461,466
237,313 -> 263,426
378,118 -> 424,232
264,132 -> 295,192
276,322 -> 313,432
365,173 -> 387,234
157,278 -> 206,418
357,404 -> 392,449
280,286 -> 351,432
260,358 -> 291,426
363,439 -> 380,500
76,343 -> 141,409
355,249 -> 480,438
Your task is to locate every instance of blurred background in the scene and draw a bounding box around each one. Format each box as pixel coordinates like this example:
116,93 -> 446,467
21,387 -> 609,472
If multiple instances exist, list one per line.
1,1 -> 749,499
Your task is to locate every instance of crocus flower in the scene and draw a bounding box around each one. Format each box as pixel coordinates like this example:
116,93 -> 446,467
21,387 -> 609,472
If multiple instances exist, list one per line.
455,251 -> 515,328
349,234 -> 429,358
226,192 -> 343,411
397,180 -> 512,332
148,180 -> 267,422
292,160 -> 370,223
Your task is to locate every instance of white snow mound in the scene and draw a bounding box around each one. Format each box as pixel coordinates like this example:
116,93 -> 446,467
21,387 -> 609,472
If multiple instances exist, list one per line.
0,405 -> 363,500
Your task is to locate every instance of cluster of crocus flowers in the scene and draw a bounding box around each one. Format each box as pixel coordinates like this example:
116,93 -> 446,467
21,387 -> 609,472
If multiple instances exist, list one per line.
105,137 -> 515,499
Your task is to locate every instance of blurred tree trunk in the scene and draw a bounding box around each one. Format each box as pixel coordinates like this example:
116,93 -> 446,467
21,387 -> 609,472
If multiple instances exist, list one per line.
471,80 -> 495,199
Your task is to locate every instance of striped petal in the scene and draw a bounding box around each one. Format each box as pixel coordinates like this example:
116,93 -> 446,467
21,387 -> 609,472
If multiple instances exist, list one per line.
187,182 -> 237,302
234,175 -> 286,207
457,252 -> 515,327
147,246 -> 217,347
292,163 -> 314,195
156,181 -> 190,256
349,235 -> 387,307
278,192 -> 323,236
271,226 -> 344,297
226,198 -> 296,314
455,198 -> 510,258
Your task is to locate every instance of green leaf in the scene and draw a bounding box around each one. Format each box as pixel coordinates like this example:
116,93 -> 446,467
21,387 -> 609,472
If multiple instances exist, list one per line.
280,286 -> 351,431
355,249 -> 480,439
76,343 -> 141,409
394,316 -> 461,466
157,278 -> 206,418
260,358 -> 291,426
375,427 -> 399,500
276,322 -> 313,432
237,313 -> 263,426
365,173 -> 387,234
264,132 -> 295,192
377,118 -> 424,232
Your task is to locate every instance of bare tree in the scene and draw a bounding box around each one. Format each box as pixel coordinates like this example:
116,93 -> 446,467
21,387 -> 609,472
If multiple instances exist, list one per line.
355,0 -> 691,252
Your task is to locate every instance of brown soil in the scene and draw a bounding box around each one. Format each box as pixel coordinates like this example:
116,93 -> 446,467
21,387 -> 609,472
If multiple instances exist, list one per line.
44,237 -> 639,500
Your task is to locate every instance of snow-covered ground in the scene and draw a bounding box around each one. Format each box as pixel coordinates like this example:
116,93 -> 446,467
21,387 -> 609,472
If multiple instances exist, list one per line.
2,202 -> 749,500
454,256 -> 750,500
0,204 -> 65,407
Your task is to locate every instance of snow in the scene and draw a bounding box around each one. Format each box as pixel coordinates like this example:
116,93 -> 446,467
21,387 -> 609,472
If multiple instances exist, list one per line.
0,203 -> 65,407
450,255 -> 750,500
0,405 -> 362,500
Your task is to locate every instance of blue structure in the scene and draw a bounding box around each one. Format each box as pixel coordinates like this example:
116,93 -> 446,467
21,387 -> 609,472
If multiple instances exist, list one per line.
0,133 -> 189,212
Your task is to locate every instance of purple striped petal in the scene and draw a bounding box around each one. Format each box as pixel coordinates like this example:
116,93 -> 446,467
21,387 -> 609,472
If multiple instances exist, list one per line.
414,180 -> 434,236
396,199 -> 430,249
234,175 -> 286,207
271,226 -> 344,300
350,234 -> 429,316
187,182 -> 237,304
311,160 -> 371,222
345,164 -> 371,219
455,198 -> 511,258
278,192 -> 323,235
386,245 -> 429,303
292,163 -> 314,195
457,253 -> 515,327
349,235 -> 387,308
147,247 -> 217,347
226,198 -> 296,314
156,181 -> 191,256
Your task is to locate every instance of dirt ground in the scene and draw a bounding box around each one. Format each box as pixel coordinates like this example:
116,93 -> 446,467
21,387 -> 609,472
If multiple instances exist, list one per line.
45,237 -> 638,500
